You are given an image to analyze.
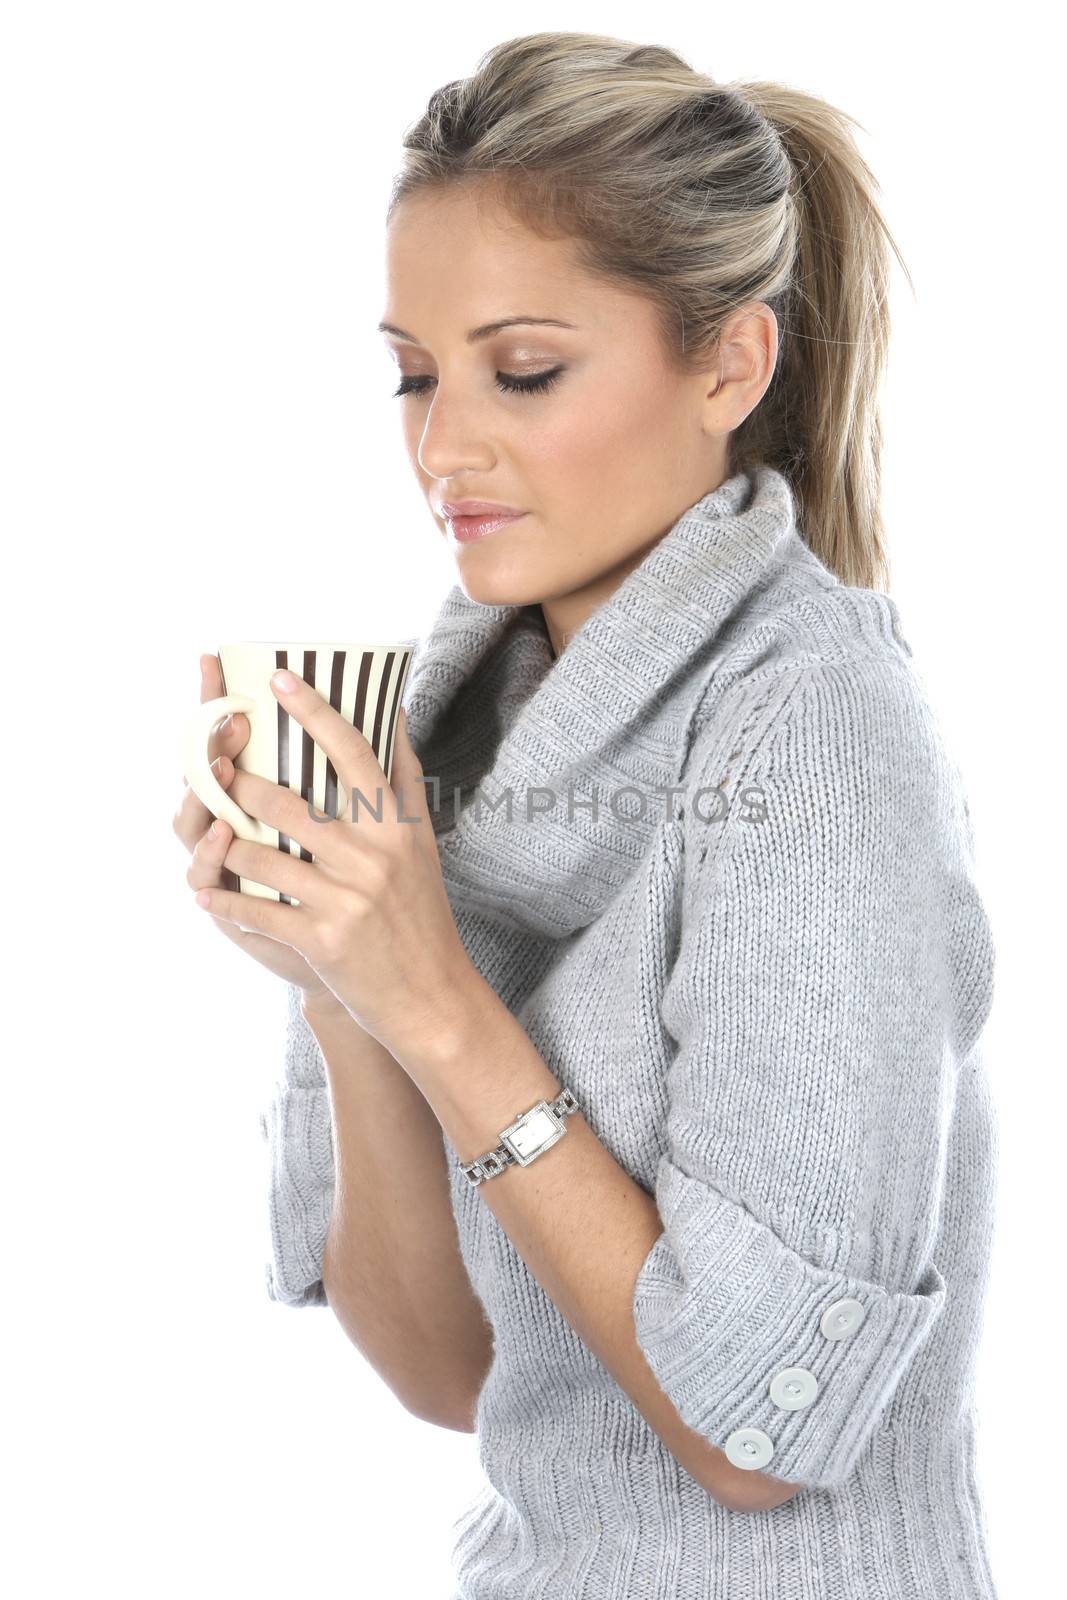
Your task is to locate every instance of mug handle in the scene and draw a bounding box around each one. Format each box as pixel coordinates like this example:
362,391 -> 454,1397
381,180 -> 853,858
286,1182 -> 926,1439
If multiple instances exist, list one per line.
180,694 -> 276,846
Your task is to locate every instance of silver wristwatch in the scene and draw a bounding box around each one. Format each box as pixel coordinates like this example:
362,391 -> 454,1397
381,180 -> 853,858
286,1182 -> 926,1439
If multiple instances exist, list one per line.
459,1087 -> 580,1186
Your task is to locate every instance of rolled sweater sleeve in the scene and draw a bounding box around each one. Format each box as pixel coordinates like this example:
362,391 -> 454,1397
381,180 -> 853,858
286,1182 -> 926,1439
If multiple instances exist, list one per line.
259,982 -> 336,1307
631,656 -> 995,1492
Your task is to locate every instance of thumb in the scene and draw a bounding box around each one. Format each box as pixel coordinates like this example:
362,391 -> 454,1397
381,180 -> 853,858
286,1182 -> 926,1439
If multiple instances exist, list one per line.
391,706 -> 429,816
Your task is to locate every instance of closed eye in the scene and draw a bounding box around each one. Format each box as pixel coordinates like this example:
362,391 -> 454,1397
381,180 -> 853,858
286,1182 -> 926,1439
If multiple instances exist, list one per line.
392,366 -> 566,399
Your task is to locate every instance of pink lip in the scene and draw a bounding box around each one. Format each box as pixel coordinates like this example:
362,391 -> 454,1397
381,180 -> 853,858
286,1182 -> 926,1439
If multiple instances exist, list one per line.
440,499 -> 526,517
447,509 -> 528,544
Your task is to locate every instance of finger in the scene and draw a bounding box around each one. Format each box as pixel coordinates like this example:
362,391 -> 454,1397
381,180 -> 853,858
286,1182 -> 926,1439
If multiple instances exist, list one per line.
216,828 -> 326,907
192,878 -> 306,943
269,667 -> 383,802
177,653 -> 250,834
174,751 -> 239,854
185,812 -> 295,956
186,808 -> 241,894
229,763 -> 381,870
201,653 -> 249,767
390,706 -> 432,828
200,651 -> 224,701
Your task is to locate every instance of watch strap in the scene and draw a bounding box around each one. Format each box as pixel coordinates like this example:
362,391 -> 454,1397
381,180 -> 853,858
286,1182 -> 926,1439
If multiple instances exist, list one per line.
459,1086 -> 580,1186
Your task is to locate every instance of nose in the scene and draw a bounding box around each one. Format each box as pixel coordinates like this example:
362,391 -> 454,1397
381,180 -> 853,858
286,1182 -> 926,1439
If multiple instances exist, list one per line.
415,387 -> 496,483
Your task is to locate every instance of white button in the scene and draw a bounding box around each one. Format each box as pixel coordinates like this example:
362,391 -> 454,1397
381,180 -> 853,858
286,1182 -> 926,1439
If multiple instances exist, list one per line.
723,1427 -> 775,1470
769,1366 -> 819,1410
821,1297 -> 866,1340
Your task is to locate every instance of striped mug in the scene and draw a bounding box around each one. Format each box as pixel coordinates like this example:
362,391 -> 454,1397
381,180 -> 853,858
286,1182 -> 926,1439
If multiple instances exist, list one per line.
181,640 -> 414,902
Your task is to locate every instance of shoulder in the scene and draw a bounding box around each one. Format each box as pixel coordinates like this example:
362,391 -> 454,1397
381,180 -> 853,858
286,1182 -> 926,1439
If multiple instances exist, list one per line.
679,585 -> 982,901
683,578 -> 965,825
674,587 -> 994,1053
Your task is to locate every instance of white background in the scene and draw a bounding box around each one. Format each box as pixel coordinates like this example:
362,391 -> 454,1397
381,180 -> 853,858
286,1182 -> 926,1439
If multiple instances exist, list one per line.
3,4 -> 1057,1594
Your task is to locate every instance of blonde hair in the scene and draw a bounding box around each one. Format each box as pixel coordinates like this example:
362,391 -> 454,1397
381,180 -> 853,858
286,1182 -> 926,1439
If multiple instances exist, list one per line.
388,33 -> 916,591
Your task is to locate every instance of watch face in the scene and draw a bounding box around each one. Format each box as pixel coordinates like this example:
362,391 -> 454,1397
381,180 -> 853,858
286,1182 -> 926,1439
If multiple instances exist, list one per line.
503,1103 -> 563,1163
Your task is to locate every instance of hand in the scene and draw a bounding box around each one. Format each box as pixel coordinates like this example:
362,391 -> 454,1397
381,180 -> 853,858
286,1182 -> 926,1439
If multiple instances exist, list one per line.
174,654 -> 345,1012
189,667 -> 476,1059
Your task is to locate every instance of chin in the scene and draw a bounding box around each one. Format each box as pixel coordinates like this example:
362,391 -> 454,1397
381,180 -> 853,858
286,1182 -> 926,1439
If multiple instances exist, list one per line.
453,553 -> 549,610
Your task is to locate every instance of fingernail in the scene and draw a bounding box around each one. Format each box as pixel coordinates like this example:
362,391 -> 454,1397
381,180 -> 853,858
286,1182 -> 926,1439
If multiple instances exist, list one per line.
209,820 -> 220,837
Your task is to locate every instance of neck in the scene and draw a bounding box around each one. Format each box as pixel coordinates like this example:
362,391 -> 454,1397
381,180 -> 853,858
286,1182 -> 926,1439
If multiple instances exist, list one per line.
539,531 -> 680,661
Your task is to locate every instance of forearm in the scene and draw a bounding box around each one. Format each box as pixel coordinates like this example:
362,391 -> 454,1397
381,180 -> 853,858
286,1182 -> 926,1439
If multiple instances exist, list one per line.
390,971 -> 800,1512
304,995 -> 493,1428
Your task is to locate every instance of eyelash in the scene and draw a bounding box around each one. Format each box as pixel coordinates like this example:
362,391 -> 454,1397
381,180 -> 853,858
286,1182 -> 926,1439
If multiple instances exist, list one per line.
391,366 -> 565,400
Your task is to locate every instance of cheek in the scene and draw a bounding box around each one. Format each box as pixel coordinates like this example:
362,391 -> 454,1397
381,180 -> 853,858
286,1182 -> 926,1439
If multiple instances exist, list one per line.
531,372 -> 686,516
523,379 -> 655,480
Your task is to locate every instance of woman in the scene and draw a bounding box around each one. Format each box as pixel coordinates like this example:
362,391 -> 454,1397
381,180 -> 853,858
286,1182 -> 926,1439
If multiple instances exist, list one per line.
175,33 -> 1001,1599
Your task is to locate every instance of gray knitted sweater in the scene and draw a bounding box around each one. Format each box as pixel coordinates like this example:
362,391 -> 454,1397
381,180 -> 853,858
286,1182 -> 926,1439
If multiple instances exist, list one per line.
259,465 -> 1001,1598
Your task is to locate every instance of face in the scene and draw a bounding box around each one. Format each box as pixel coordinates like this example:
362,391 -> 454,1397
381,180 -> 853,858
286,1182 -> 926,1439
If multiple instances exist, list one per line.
379,185 -> 776,655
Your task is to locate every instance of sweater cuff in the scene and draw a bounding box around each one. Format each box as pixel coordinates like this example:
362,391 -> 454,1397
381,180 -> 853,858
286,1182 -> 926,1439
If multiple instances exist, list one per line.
259,986 -> 335,1307
631,1156 -> 946,1491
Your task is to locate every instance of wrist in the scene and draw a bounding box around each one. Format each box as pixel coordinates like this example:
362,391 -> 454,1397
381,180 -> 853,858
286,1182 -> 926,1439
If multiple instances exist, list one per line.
389,967 -> 508,1078
299,987 -> 350,1025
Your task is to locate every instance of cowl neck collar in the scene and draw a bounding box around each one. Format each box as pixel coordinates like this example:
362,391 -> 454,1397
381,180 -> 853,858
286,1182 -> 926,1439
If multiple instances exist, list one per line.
403,464 -> 799,940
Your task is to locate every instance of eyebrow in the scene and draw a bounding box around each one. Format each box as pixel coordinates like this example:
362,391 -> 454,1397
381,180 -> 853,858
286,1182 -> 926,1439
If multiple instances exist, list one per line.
377,315 -> 579,345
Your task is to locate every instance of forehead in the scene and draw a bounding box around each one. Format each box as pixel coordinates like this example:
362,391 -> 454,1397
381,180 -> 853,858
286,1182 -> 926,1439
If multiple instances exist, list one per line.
381,188 -> 604,337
